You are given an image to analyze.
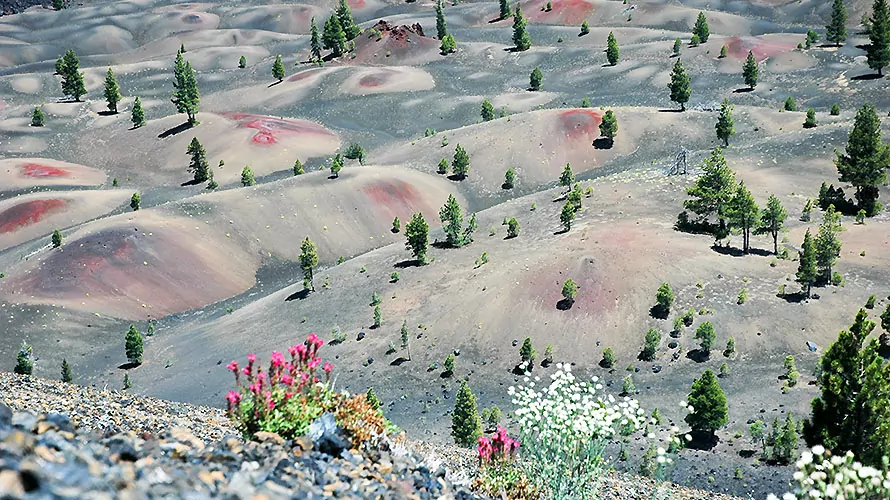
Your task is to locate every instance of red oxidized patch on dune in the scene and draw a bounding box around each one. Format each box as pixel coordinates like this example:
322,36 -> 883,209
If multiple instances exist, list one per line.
0,199 -> 68,234
359,73 -> 390,88
527,0 -> 593,26
726,36 -> 795,61
559,109 -> 602,140
20,163 -> 70,178
220,113 -> 335,146
288,68 -> 323,82
361,180 -> 421,218
348,0 -> 365,9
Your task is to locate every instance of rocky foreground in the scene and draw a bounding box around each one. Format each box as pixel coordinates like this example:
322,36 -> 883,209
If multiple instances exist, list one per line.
1,373 -> 744,499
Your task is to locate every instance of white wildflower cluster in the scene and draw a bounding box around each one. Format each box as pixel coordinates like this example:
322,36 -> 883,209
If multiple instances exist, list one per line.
508,363 -> 646,443
767,446 -> 890,500
508,363 -> 648,499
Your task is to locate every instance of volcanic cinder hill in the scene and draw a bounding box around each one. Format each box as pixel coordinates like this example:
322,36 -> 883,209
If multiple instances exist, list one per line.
1,0 -> 889,497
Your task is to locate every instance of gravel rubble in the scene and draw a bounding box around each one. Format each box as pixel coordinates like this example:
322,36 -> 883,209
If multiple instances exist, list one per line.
1,373 -> 747,499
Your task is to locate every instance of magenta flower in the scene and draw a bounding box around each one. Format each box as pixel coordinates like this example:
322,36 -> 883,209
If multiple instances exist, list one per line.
227,360 -> 239,372
281,374 -> 294,386
288,345 -> 298,358
307,358 -> 320,370
323,362 -> 333,374
270,351 -> 285,368
295,344 -> 308,361
247,353 -> 256,364
307,333 -> 320,346
242,366 -> 251,376
226,390 -> 242,404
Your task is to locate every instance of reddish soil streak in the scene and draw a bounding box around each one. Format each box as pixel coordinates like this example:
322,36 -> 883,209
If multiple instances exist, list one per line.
287,68 -> 323,82
526,0 -> 593,26
0,199 -> 68,234
361,180 -> 422,218
220,112 -> 335,146
359,73 -> 389,88
20,163 -> 70,178
558,109 -> 602,140
726,36 -> 795,61
348,0 -> 365,9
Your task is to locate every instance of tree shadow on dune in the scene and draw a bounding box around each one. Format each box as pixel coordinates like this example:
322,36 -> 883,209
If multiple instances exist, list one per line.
285,289 -> 310,302
158,121 -> 194,139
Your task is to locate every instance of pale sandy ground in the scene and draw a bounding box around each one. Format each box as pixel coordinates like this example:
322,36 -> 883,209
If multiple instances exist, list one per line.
0,158 -> 107,191
339,66 -> 436,95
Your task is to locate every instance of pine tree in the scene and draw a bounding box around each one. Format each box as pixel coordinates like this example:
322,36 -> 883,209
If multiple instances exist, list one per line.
310,18 -> 322,64
560,201 -> 576,231
726,181 -> 759,253
440,34 -> 456,55
755,194 -> 787,254
580,20 -> 590,36
559,163 -> 574,187
642,328 -> 660,361
684,147 -> 736,227
481,99 -> 495,121
444,353 -> 455,375
742,50 -> 758,89
392,216 -> 400,233
452,381 -> 482,447
806,29 -> 819,49
322,15 -> 348,57
272,55 -> 285,81
868,0 -> 890,75
797,229 -> 817,297
171,51 -> 200,126
293,159 -> 304,175
405,212 -> 430,264
130,192 -> 141,211
131,96 -> 146,128
336,0 -> 361,40
31,106 -> 45,127
60,49 -> 87,101
437,158 -> 448,175
452,144 -> 470,179
52,229 -> 62,248
685,369 -> 727,439
125,324 -> 143,365
715,99 -> 735,146
520,337 -> 536,366
655,282 -> 674,316
805,309 -> 890,465
606,31 -> 620,65
826,0 -> 848,46
815,204 -> 843,280
330,153 -> 343,178
504,168 -> 516,188
529,67 -> 543,90
435,0 -> 448,40
439,194 -> 465,247
512,4 -> 531,51
55,55 -> 64,74
668,58 -> 691,111
798,109 -> 817,131
599,110 -> 618,147
298,236 -> 318,291
400,320 -> 411,360
366,387 -> 382,409
695,321 -> 716,355
500,0 -> 511,19
672,38 -> 682,56
719,44 -> 728,58
103,67 -> 122,113
186,137 -> 209,183
239,55 -> 247,68
835,104 -> 889,216
692,12 -> 710,43
14,342 -> 33,375
61,358 -> 72,382
507,217 -> 520,237
53,0 -> 65,10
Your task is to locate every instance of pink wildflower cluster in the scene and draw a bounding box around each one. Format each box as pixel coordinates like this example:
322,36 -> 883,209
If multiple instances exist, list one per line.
478,427 -> 520,467
225,333 -> 333,417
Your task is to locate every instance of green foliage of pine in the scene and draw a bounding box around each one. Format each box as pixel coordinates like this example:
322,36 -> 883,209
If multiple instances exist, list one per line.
299,236 -> 318,291
103,67 -> 122,113
481,99 -> 495,121
668,58 -> 691,110
61,358 -> 72,382
826,0 -> 848,46
171,50 -> 200,125
14,342 -> 33,375
754,194 -> 787,254
694,321 -> 716,354
31,106 -> 45,127
685,369 -> 727,436
131,97 -> 146,128
452,144 -> 470,179
405,212 -> 430,264
272,55 -> 285,81
797,229 -> 818,297
692,12 -> 710,43
59,49 -> 87,101
835,104 -> 889,216
130,192 -> 141,211
452,381 -> 482,447
742,51 -> 758,89
512,4 -> 531,51
51,229 -> 62,248
599,110 -> 618,145
726,181 -> 759,253
868,0 -> 890,74
435,0 -> 448,40
125,324 -> 144,365
606,32 -> 620,65
715,99 -> 735,146
187,137 -> 210,183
